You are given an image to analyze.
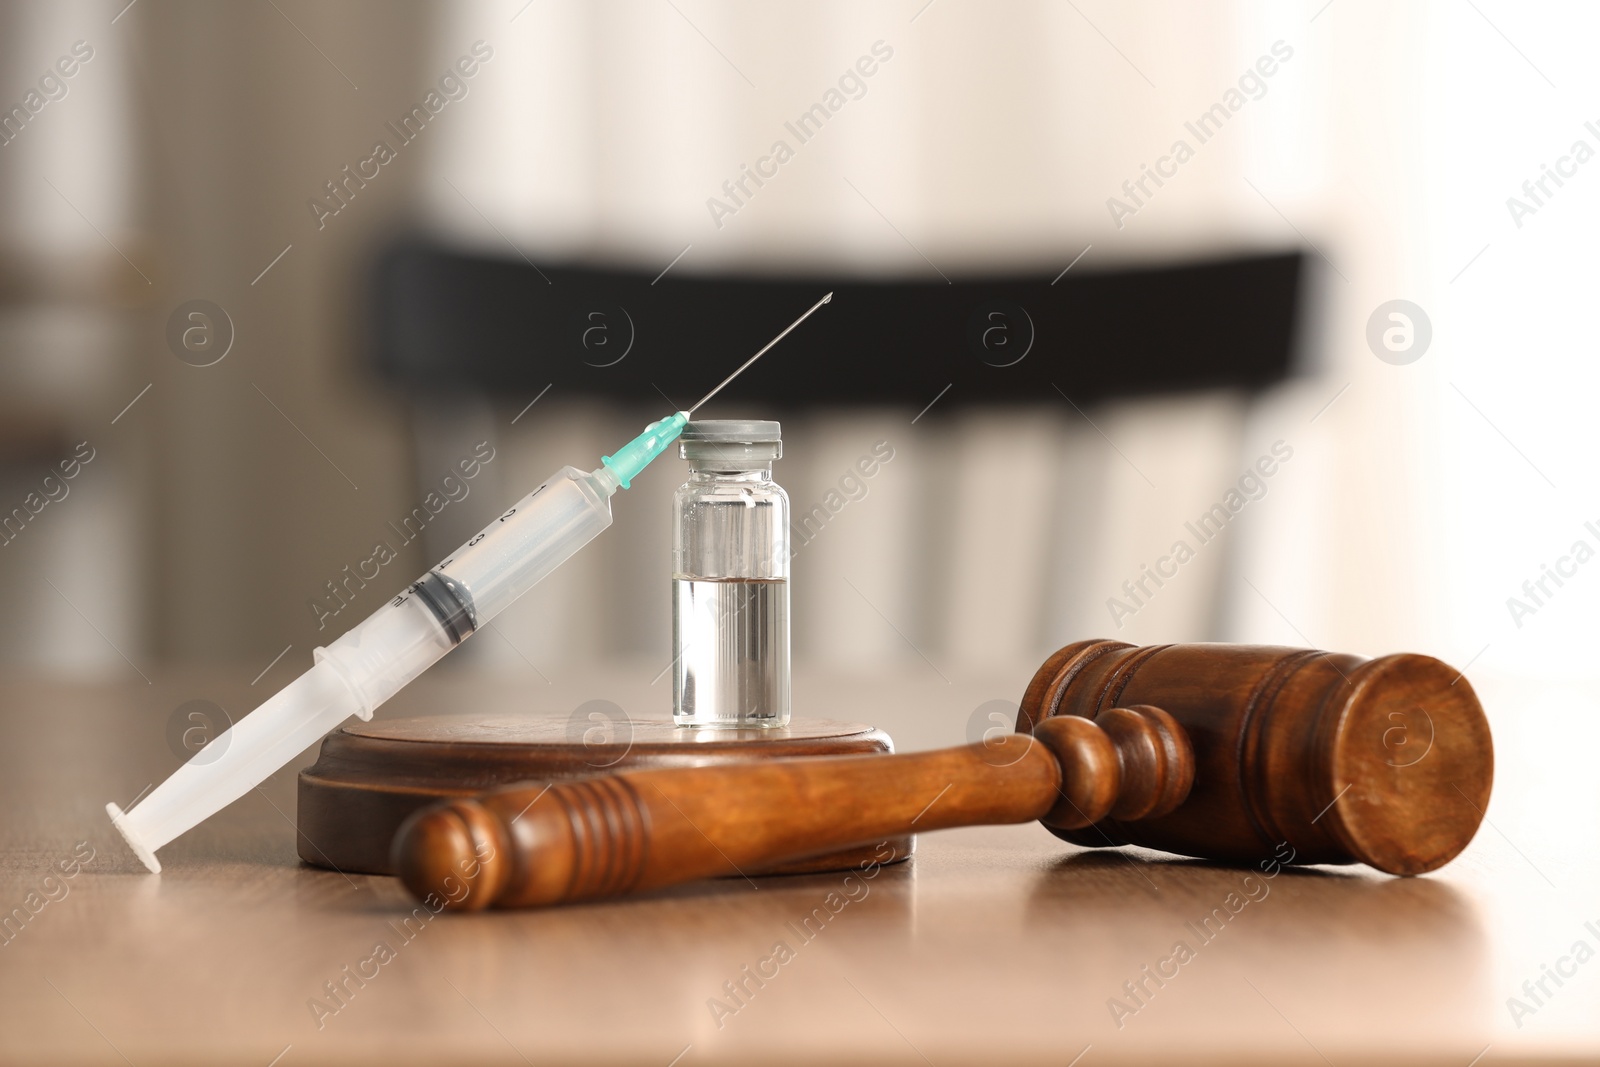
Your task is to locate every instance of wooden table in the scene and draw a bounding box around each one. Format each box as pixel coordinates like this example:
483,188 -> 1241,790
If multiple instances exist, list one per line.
1,661 -> 1594,1065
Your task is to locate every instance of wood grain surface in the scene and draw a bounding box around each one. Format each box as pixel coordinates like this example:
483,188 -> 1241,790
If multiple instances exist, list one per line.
299,715 -> 909,876
0,661 -> 1593,1065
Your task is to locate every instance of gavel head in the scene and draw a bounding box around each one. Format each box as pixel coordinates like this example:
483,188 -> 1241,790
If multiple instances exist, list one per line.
1016,641 -> 1494,876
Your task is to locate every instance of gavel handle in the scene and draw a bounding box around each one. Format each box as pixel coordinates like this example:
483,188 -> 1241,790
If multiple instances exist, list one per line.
394,710 -> 1190,910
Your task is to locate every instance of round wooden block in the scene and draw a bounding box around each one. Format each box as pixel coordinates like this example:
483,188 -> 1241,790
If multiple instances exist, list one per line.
298,716 -> 912,877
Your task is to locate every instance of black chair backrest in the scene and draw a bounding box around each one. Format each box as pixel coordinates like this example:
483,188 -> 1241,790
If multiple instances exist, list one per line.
370,243 -> 1304,409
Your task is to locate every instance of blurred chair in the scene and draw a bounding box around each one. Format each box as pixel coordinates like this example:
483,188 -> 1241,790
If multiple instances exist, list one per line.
368,242 -> 1303,676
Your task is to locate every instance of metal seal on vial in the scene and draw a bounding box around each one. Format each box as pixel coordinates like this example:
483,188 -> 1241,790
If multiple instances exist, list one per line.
679,419 -> 782,465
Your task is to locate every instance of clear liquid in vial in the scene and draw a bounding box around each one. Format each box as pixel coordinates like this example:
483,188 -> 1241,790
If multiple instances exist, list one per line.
672,576 -> 790,727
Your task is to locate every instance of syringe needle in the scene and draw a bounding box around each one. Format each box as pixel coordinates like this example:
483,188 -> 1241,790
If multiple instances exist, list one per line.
685,291 -> 833,416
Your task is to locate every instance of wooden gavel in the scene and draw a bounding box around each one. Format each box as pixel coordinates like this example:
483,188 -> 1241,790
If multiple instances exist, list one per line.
393,641 -> 1494,910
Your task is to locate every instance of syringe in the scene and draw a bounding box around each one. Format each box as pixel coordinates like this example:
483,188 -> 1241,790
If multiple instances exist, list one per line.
107,291 -> 833,873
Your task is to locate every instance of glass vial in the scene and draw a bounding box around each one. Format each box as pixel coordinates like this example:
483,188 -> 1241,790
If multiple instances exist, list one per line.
672,420 -> 790,728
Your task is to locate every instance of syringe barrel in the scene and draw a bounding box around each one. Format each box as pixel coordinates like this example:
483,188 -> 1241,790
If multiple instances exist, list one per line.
314,593 -> 458,718
429,465 -> 616,624
316,466 -> 615,714
108,466 -> 618,869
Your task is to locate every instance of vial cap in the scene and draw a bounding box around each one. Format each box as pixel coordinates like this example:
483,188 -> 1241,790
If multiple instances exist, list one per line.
680,419 -> 781,462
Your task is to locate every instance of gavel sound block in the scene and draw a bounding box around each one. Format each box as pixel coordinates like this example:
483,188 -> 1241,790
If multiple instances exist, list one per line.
298,716 -> 909,876
394,642 -> 1494,910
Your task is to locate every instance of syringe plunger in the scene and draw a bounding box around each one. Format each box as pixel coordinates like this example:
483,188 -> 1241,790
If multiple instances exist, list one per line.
108,463 -> 625,872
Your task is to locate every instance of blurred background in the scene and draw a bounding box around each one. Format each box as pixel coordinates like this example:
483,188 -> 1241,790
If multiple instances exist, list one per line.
0,0 -> 1591,696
